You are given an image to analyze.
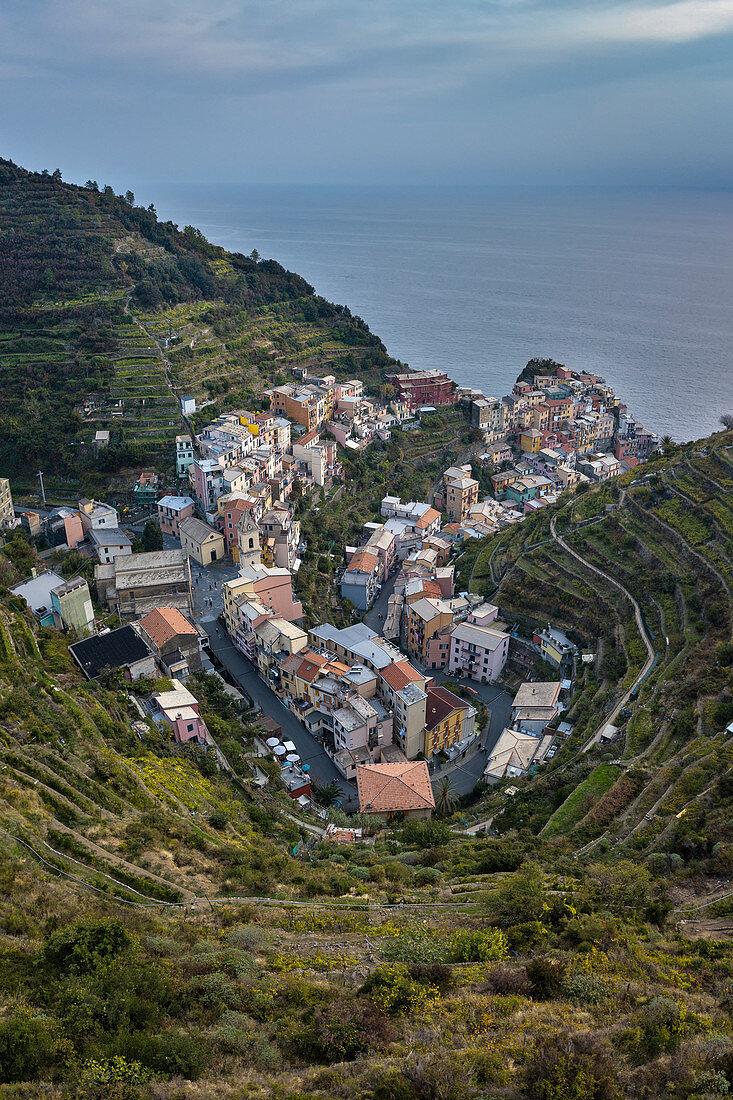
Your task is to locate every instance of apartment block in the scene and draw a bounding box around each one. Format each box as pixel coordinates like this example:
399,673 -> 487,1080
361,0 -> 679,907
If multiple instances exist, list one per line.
175,434 -> 195,477
386,369 -> 457,411
424,685 -> 476,759
0,478 -> 14,528
443,465 -> 480,524
157,495 -> 196,539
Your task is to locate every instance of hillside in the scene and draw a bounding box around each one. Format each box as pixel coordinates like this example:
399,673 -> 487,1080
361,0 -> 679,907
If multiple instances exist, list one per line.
0,160 -> 395,491
464,429 -> 733,867
0,437 -> 730,1098
3,157 -> 733,1098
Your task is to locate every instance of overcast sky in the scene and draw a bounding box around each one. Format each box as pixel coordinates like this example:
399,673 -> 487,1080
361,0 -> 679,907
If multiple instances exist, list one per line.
2,0 -> 733,188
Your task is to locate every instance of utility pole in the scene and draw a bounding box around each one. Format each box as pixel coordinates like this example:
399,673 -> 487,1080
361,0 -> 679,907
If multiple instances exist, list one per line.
38,471 -> 46,505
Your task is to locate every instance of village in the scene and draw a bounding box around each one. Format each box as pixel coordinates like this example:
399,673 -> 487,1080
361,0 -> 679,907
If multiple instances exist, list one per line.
1,360 -> 657,822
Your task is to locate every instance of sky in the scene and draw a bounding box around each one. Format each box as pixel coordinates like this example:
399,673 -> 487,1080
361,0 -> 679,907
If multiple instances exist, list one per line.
2,0 -> 733,188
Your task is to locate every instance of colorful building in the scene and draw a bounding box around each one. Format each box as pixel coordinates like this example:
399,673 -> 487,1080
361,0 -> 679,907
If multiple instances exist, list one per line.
386,370 -> 457,411
179,516 -> 226,567
424,685 -> 476,759
157,495 -> 196,539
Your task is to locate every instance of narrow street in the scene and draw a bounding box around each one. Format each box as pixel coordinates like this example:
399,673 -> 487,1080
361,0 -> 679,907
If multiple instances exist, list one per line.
205,621 -> 359,810
428,676 -> 512,795
364,574 -> 397,633
364,573 -> 513,796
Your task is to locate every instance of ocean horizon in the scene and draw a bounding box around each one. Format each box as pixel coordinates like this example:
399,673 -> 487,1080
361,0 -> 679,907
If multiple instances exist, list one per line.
149,183 -> 733,442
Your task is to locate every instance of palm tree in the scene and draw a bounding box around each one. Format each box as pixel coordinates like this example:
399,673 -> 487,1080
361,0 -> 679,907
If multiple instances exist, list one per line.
313,780 -> 341,808
660,434 -> 675,453
435,776 -> 457,819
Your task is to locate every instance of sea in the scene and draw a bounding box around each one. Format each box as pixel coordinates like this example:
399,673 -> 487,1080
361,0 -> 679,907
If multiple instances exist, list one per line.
150,185 -> 733,442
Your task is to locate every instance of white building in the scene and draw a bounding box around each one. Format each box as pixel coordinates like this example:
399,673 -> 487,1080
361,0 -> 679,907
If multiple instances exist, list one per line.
78,498 -> 119,533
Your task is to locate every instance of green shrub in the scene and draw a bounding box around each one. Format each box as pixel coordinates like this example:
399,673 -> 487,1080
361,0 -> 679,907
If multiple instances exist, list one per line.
448,927 -> 508,963
526,956 -> 568,999
381,928 -> 449,964
119,1028 -> 209,1079
76,1055 -> 152,1100
525,1031 -> 620,1100
40,918 -> 135,975
0,1015 -> 59,1083
562,973 -> 610,1006
401,819 -> 450,848
620,996 -> 693,1062
293,998 -> 395,1063
361,963 -> 439,1015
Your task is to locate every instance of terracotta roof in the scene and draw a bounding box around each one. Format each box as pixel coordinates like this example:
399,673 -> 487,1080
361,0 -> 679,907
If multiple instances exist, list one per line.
425,686 -> 468,731
415,506 -> 440,530
347,550 -> 379,574
295,651 -> 328,683
380,659 -> 423,692
297,429 -> 319,445
356,761 -> 435,813
279,652 -> 305,676
410,579 -> 442,601
139,607 -> 197,648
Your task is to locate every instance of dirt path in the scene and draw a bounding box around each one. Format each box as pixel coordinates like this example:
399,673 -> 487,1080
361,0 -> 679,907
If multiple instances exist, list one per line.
549,511 -> 657,752
3,826 -> 196,903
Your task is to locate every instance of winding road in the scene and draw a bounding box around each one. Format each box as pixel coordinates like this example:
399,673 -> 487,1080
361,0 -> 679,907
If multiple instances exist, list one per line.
549,511 -> 658,753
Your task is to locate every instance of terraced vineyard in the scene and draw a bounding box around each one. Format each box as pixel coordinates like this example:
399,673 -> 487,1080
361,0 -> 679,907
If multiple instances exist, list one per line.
474,432 -> 733,861
0,581 -> 345,910
0,159 -> 395,480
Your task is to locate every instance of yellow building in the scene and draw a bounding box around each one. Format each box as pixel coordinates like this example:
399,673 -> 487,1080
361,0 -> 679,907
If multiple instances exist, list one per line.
178,517 -> 226,567
520,428 -> 543,454
424,685 -> 476,758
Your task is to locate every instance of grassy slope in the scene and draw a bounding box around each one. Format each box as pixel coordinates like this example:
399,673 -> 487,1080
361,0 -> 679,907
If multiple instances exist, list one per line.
472,431 -> 733,868
0,439 -> 730,1099
0,159 -> 395,492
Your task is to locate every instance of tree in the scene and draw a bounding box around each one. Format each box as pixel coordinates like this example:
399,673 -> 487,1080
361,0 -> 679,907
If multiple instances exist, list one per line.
52,168 -> 62,181
586,860 -> 652,916
313,780 -> 341,807
435,776 -> 457,818
141,519 -> 163,552
720,414 -> 733,430
661,434 -> 675,453
124,190 -> 135,205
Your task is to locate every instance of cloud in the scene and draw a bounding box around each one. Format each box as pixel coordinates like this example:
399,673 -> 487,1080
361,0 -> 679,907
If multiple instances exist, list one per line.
1,0 -> 732,185
2,0 -> 733,98
565,0 -> 733,44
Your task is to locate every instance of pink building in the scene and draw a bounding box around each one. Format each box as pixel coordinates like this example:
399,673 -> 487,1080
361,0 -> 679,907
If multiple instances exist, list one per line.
157,495 -> 196,538
189,459 -> 225,512
152,680 -> 209,745
217,495 -> 255,556
239,564 -> 303,621
448,609 -> 509,683
62,512 -> 85,549
327,421 -> 352,446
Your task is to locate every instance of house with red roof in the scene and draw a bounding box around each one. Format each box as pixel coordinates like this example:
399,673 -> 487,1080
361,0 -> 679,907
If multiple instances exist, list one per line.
356,760 -> 435,819
137,606 -> 205,679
